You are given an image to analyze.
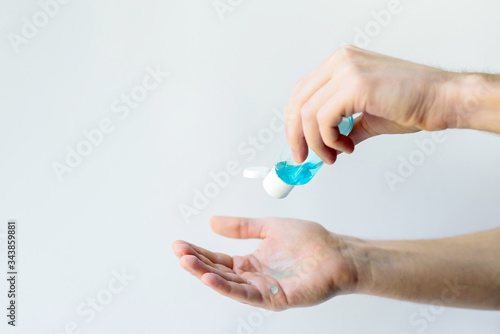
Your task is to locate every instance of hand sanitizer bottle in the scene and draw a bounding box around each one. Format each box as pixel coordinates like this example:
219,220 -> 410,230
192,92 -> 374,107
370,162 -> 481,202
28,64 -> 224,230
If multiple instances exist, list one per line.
245,117 -> 354,199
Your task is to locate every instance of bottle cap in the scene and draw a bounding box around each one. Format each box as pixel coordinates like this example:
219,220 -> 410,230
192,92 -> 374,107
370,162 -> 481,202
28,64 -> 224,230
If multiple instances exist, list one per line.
243,166 -> 270,179
243,166 -> 295,199
262,167 -> 295,199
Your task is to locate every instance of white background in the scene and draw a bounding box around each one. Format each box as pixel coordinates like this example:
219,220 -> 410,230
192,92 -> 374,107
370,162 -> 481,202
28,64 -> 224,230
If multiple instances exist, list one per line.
1,0 -> 500,333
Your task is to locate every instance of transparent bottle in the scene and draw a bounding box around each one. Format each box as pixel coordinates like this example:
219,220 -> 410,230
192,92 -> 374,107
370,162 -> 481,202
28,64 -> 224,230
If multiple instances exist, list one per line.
262,116 -> 354,198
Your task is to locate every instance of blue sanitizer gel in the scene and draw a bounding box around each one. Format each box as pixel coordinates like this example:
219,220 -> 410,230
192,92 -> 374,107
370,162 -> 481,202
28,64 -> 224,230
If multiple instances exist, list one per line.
275,117 -> 354,186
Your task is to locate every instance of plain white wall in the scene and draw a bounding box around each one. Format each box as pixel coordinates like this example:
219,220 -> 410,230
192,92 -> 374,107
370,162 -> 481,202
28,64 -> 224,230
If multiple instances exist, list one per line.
1,0 -> 499,333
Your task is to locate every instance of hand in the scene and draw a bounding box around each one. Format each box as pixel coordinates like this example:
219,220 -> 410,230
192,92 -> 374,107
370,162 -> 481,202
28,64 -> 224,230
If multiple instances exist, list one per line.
285,45 -> 458,164
171,216 -> 357,311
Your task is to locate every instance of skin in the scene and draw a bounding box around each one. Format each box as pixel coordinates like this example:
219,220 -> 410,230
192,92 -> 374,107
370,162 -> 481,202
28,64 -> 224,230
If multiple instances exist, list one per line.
172,217 -> 500,311
172,46 -> 500,311
172,216 -> 354,311
284,45 -> 500,164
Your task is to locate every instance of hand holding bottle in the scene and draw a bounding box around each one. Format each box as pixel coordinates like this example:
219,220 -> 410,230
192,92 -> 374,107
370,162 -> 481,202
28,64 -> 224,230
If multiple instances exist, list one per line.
284,45 -> 500,164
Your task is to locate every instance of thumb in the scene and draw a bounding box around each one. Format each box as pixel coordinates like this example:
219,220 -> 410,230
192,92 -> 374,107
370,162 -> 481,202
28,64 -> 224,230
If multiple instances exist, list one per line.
209,216 -> 267,239
349,113 -> 421,147
348,113 -> 379,146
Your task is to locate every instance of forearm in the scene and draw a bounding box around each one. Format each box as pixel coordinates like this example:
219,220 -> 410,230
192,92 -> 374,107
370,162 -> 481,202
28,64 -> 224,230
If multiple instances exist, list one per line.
341,228 -> 500,309
445,73 -> 500,133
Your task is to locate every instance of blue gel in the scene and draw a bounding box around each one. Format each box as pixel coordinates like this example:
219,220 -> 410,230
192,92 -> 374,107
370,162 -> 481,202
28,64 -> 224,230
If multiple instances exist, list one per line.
274,116 -> 354,186
275,161 -> 321,185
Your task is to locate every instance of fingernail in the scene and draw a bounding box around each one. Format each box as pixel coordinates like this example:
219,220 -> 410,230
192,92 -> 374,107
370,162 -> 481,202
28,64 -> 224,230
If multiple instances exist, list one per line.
292,151 -> 300,163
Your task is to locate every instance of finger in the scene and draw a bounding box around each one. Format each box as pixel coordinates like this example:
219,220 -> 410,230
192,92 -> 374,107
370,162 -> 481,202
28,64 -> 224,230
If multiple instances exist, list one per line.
201,272 -> 264,307
300,80 -> 341,164
285,109 -> 308,163
302,112 -> 338,164
350,113 -> 420,144
174,241 -> 233,268
210,216 -> 267,240
316,93 -> 355,153
172,240 -> 234,269
285,70 -> 332,163
179,254 -> 248,284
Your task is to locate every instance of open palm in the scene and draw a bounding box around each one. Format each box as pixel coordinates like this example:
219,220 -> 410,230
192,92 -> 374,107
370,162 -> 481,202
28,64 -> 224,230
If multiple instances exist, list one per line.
172,216 -> 355,311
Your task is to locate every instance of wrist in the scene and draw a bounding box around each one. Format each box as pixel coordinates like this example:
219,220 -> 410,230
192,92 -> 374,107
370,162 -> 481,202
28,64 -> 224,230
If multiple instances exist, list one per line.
331,233 -> 380,295
443,72 -> 500,131
336,235 -> 405,297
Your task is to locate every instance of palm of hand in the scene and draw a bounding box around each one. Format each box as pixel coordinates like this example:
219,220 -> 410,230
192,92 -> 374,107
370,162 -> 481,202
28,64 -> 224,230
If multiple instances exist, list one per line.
172,217 -> 353,311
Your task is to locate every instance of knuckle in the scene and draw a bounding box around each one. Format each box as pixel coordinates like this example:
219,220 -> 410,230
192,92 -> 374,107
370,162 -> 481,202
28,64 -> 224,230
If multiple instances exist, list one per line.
316,108 -> 329,123
289,90 -> 303,106
339,44 -> 360,61
343,62 -> 358,74
300,100 -> 315,120
288,78 -> 308,108
301,110 -> 315,123
292,77 -> 307,94
350,71 -> 369,90
317,106 -> 342,129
